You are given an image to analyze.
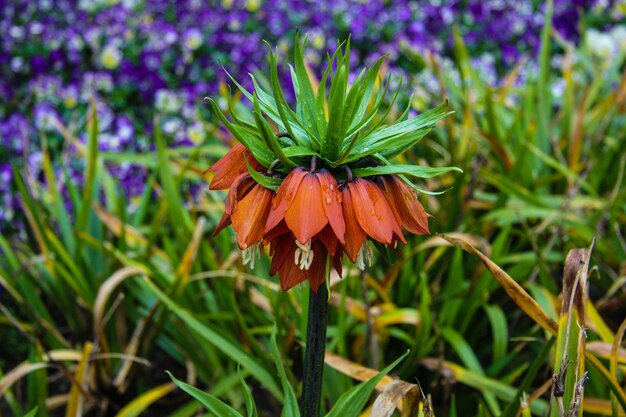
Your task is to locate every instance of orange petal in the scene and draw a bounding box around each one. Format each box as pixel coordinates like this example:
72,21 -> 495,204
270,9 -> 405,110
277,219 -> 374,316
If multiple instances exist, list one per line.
212,174 -> 254,236
306,240 -> 328,292
316,169 -> 345,244
316,224 -> 339,256
269,234 -> 295,275
351,178 -> 404,245
265,167 -> 307,234
341,183 -> 367,262
231,184 -> 274,250
208,144 -> 260,190
285,173 -> 328,244
264,220 -> 290,246
380,176 -> 430,235
277,243 -> 307,291
332,249 -> 343,279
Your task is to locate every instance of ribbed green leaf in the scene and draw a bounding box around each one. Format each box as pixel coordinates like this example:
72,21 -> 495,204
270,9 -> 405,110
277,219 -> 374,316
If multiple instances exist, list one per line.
347,55 -> 387,133
352,164 -> 462,179
484,305 -> 508,364
167,372 -> 244,417
253,94 -> 297,169
270,326 -> 300,417
441,328 -> 501,415
347,102 -> 452,161
155,119 -> 192,238
208,98 -> 275,167
76,100 -> 99,234
294,33 -> 320,138
322,63 -> 348,161
245,158 -> 282,191
266,43 -> 300,146
239,374 -> 258,417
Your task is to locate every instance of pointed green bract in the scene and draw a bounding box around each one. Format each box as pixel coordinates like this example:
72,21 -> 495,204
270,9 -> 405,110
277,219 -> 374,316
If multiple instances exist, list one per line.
211,36 -> 458,191
244,157 -> 283,191
352,164 -> 463,179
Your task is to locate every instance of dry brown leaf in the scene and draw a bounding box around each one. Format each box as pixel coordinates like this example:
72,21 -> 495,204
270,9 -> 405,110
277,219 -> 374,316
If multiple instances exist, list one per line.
370,380 -> 421,417
438,233 -> 558,334
587,341 -> 626,364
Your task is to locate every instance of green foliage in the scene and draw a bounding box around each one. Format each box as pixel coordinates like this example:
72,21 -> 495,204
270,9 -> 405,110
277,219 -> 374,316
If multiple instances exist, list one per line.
1,25 -> 626,417
212,36 -> 454,182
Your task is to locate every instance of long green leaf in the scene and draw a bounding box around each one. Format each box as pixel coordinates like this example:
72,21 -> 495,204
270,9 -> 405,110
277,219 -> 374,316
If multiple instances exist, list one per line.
143,279 -> 282,400
168,372 -> 244,417
352,164 -> 462,179
270,326 -> 300,417
325,351 -> 409,417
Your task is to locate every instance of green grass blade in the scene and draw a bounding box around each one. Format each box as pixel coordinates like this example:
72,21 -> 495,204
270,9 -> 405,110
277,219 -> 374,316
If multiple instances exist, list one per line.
167,372 -> 244,417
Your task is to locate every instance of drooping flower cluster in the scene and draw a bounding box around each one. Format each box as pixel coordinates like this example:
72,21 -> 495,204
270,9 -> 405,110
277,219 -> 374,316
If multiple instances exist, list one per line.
207,39 -> 461,291
209,145 -> 434,291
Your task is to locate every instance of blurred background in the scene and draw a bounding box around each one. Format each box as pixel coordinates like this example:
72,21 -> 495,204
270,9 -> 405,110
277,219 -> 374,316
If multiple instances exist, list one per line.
1,1 -> 625,416
1,0 -> 624,232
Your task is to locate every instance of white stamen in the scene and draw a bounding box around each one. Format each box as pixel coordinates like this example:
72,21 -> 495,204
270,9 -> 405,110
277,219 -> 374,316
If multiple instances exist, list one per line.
355,242 -> 373,271
294,240 -> 314,270
242,242 -> 262,269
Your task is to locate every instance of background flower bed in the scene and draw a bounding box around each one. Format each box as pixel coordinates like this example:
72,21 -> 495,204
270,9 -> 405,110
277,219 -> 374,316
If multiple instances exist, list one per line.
1,0 -> 625,231
1,1 -> 626,416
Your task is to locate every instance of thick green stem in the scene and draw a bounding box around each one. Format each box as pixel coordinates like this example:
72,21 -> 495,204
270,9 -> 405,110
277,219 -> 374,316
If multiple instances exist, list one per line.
301,284 -> 329,417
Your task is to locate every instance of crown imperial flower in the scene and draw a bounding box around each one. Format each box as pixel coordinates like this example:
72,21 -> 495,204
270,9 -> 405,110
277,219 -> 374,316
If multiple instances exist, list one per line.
206,37 -> 461,291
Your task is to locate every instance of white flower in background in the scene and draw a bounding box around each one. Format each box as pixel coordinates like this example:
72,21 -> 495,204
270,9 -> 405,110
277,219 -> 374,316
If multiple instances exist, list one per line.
183,29 -> 203,50
96,103 -> 114,131
9,26 -> 25,40
100,133 -> 122,151
85,28 -> 101,49
155,89 -> 182,113
78,0 -> 101,12
163,118 -> 183,135
34,107 -> 57,132
10,56 -> 24,72
586,29 -> 617,60
121,0 -> 141,9
551,78 -> 566,99
30,22 -> 44,36
182,103 -> 196,119
611,26 -> 626,48
100,44 -> 122,69
187,122 -> 205,144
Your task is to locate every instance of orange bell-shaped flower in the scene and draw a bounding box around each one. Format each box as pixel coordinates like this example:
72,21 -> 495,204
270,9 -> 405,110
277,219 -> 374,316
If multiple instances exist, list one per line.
380,175 -> 431,235
340,178 -> 405,262
265,167 -> 345,246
